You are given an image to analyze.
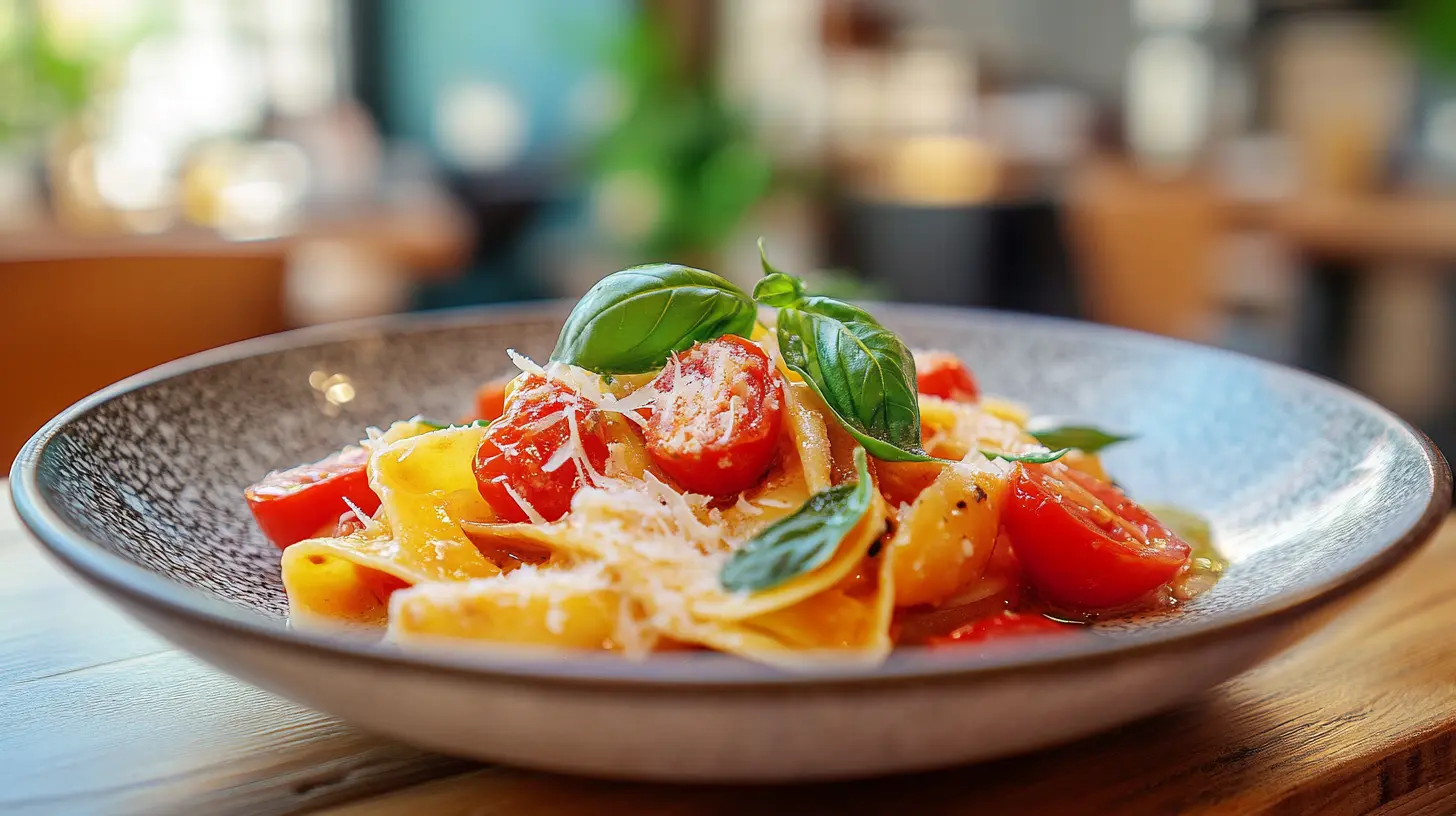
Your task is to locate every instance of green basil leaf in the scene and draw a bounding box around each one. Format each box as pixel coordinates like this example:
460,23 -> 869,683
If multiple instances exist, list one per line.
752,272 -> 804,308
415,418 -> 489,431
721,448 -> 873,592
983,448 -> 1071,464
777,298 -> 933,462
1027,422 -> 1135,453
758,236 -> 787,277
551,264 -> 756,374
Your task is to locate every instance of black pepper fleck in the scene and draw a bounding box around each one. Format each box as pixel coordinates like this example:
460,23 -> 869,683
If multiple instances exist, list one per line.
955,500 -> 967,510
972,485 -> 988,503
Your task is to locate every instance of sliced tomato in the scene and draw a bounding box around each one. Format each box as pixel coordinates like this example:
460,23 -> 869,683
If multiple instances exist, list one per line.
643,335 -> 784,495
927,610 -> 1078,647
472,375 -> 609,523
914,350 -> 980,403
468,376 -> 514,424
245,447 -> 381,549
1003,462 -> 1191,609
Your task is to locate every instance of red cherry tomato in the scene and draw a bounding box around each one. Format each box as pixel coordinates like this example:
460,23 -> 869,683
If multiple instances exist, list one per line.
927,610 -> 1078,647
914,351 -> 980,403
472,375 -> 609,522
643,336 -> 784,495
1003,463 -> 1191,609
245,447 -> 381,549
469,376 -> 513,424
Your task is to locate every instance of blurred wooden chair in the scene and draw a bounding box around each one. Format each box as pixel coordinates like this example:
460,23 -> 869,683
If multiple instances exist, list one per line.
1,256 -> 287,464
1064,157 -> 1224,342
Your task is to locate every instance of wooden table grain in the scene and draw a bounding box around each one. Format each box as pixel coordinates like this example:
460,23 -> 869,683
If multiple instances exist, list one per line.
6,482 -> 1456,816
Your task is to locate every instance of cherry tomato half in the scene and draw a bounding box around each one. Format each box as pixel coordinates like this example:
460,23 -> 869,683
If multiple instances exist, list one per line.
469,376 -> 513,424
643,335 -> 784,495
914,350 -> 980,403
1003,462 -> 1191,609
245,447 -> 381,549
473,375 -> 609,523
927,610 -> 1079,647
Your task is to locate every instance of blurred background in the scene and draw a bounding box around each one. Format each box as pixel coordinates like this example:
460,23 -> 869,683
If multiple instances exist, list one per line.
5,0 -> 1456,463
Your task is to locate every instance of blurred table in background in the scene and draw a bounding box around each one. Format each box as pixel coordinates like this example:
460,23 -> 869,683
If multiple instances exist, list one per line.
0,191 -> 472,465
1230,190 -> 1456,433
1069,156 -> 1456,457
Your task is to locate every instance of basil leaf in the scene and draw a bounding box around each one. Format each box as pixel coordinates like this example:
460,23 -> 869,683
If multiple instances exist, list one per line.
416,418 -> 489,431
777,298 -> 933,462
758,237 -> 787,277
753,272 -> 804,308
551,264 -> 756,374
721,448 -> 873,592
984,448 -> 1071,464
1027,422 -> 1134,453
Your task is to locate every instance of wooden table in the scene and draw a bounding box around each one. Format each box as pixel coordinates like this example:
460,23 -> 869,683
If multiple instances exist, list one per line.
6,482 -> 1456,815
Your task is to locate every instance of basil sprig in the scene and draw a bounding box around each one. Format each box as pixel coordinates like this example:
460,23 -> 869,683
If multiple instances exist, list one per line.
1026,422 -> 1133,454
551,264 -> 756,374
756,250 -> 931,462
721,448 -> 873,592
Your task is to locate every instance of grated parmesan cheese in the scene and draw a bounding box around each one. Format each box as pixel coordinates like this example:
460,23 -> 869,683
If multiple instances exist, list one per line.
501,482 -> 548,525
733,494 -> 763,516
507,350 -> 656,427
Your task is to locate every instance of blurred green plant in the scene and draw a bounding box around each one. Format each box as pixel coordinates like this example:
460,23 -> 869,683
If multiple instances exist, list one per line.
0,1 -> 158,147
1400,0 -> 1456,77
585,11 -> 772,258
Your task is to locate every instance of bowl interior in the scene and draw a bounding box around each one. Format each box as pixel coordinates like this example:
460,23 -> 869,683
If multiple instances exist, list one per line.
19,304 -> 1447,647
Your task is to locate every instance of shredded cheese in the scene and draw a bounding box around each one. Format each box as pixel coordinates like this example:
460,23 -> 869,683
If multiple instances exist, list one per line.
507,350 -> 656,427
734,494 -> 763,516
501,482 -> 548,525
522,409 -> 568,436
541,437 -> 574,474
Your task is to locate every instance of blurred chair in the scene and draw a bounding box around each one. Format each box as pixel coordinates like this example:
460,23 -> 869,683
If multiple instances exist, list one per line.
1064,157 -> 1223,342
1,256 -> 287,464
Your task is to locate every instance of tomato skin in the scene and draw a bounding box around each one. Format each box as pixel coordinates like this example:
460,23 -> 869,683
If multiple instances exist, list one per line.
643,336 -> 784,495
470,376 -> 513,423
472,375 -> 609,523
927,610 -> 1078,647
245,447 -> 381,549
1003,463 -> 1191,609
914,351 -> 980,402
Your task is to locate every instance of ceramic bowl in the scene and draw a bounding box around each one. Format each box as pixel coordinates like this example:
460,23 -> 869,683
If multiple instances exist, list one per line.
11,304 -> 1450,781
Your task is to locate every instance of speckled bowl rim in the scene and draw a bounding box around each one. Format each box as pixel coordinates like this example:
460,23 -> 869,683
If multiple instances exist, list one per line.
10,303 -> 1452,692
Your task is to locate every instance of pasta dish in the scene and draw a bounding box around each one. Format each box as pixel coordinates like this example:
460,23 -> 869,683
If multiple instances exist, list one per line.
245,251 -> 1221,665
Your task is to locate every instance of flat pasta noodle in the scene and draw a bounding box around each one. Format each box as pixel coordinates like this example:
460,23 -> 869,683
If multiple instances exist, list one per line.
282,423 -> 500,622
781,379 -> 833,494
388,563 -> 621,650
682,542 -> 898,667
693,487 -> 886,621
